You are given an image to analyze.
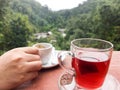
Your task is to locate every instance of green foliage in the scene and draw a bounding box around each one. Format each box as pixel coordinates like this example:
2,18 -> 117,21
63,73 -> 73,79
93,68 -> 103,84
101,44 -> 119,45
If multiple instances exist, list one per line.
0,0 -> 120,55
64,0 -> 120,50
0,0 -> 10,21
0,13 -> 32,51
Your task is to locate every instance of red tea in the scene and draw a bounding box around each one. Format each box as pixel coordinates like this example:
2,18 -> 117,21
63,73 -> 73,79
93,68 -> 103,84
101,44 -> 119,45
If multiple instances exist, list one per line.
72,52 -> 110,89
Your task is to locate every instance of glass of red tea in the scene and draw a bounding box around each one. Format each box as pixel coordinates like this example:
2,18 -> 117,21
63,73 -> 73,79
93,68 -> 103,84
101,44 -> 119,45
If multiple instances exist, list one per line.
58,38 -> 113,90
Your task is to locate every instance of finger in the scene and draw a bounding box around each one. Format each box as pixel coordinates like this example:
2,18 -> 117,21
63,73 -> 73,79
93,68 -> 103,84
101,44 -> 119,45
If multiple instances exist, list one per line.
24,54 -> 40,62
19,47 -> 39,55
25,61 -> 42,72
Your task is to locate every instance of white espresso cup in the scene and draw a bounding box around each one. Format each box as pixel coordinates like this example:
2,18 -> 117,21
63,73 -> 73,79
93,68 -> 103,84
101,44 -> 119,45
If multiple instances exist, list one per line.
33,43 -> 53,65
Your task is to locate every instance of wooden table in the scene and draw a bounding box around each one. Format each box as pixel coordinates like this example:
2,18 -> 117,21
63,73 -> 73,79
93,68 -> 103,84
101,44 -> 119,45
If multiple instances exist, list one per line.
15,51 -> 120,90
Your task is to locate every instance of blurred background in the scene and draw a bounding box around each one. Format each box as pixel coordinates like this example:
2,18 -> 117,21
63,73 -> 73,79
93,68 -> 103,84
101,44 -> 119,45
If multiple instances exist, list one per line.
0,0 -> 120,55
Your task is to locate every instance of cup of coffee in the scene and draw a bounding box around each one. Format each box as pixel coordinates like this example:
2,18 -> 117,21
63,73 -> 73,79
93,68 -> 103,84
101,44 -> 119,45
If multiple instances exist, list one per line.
33,43 -> 53,65
58,38 -> 113,90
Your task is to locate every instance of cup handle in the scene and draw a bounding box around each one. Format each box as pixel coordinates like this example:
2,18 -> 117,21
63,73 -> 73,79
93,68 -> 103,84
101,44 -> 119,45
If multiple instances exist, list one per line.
58,51 -> 75,76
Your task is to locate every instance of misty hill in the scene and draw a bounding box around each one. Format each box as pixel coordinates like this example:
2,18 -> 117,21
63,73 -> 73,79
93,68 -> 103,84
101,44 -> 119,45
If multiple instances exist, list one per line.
0,0 -> 120,53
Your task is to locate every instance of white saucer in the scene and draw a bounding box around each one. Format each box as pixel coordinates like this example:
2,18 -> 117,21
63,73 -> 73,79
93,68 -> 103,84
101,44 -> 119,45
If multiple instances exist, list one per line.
58,72 -> 120,90
42,50 -> 59,69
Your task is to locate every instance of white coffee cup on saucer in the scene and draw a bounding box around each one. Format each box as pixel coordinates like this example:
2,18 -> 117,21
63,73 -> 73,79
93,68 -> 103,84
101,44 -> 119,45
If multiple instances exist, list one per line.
33,43 -> 53,65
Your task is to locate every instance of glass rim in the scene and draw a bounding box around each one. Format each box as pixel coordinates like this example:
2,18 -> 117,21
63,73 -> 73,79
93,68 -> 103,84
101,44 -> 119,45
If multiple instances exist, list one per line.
71,38 -> 113,52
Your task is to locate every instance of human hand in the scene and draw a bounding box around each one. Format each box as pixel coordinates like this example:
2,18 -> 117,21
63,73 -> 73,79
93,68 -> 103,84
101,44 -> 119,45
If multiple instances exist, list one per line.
0,47 -> 42,90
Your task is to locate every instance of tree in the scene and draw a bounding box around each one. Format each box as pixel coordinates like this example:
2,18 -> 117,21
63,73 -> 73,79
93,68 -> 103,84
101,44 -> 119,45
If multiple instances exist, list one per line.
0,0 -> 10,54
3,13 -> 32,50
0,0 -> 10,20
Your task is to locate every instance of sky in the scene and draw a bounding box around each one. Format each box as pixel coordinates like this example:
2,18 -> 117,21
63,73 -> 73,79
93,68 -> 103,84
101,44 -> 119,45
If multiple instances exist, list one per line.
35,0 -> 87,11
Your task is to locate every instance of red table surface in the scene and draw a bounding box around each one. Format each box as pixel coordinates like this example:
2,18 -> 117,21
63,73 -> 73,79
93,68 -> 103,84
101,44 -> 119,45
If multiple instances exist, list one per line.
15,51 -> 120,90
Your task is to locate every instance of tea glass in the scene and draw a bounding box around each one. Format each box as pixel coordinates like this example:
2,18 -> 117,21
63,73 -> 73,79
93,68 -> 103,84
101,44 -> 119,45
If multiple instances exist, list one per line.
58,38 -> 113,90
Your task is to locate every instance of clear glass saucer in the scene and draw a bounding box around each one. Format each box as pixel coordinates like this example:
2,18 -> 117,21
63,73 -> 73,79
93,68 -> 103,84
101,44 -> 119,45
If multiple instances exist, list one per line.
58,72 -> 120,90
